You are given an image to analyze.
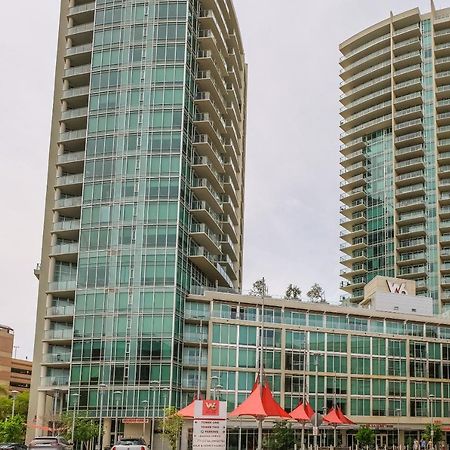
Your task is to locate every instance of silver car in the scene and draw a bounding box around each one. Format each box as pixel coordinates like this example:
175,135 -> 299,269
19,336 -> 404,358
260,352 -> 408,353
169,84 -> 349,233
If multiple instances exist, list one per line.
28,437 -> 72,450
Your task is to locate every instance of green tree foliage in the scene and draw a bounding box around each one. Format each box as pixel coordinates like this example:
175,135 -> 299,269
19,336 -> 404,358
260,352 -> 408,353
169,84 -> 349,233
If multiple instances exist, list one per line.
249,278 -> 268,297
59,413 -> 98,448
0,415 -> 26,443
423,424 -> 443,444
355,425 -> 375,447
284,284 -> 302,300
263,421 -> 297,450
159,407 -> 183,450
0,391 -> 29,421
306,283 -> 327,303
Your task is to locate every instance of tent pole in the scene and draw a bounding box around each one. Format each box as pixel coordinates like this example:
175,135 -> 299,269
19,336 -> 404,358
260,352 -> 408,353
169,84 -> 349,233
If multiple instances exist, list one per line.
301,423 -> 305,450
257,418 -> 263,450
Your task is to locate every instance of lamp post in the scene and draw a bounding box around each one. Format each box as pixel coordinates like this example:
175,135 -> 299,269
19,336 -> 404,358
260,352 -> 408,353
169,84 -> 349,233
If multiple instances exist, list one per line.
395,408 -> 401,450
97,383 -> 107,450
150,381 -> 159,450
52,390 -> 60,436
429,394 -> 435,448
71,393 -> 80,445
313,354 -> 319,450
142,400 -> 149,440
114,391 -> 122,444
211,376 -> 219,400
161,388 -> 170,450
193,316 -> 205,400
10,390 -> 19,417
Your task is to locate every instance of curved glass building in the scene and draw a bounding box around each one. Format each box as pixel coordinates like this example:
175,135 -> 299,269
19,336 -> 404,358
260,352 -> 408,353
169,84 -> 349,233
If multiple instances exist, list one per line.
340,5 -> 450,313
28,0 -> 246,443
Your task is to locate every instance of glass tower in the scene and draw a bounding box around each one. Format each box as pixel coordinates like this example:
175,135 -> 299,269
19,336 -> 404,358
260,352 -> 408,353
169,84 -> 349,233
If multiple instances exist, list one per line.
28,0 -> 246,441
339,6 -> 450,313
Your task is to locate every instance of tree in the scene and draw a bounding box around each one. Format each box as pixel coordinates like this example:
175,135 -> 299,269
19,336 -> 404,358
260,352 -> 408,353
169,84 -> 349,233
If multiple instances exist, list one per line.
284,284 -> 301,300
159,407 -> 183,450
60,413 -> 98,449
0,391 -> 29,421
423,424 -> 443,444
263,421 -> 297,450
306,283 -> 326,303
0,396 -> 12,421
0,415 -> 26,443
249,278 -> 268,297
355,425 -> 375,448
14,392 -> 29,419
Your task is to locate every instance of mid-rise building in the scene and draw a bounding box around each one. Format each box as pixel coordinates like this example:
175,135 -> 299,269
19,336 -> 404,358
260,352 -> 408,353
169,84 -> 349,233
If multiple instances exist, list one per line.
339,5 -> 450,312
28,0 -> 246,442
182,277 -> 450,449
0,325 -> 32,392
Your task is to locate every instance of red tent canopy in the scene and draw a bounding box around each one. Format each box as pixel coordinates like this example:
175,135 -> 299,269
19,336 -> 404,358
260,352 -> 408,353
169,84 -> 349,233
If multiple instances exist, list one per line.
290,401 -> 315,422
230,383 -> 291,419
178,400 -> 195,418
323,406 -> 355,425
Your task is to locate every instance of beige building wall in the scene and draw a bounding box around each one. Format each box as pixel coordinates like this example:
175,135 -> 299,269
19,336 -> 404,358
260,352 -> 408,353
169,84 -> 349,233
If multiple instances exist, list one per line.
0,325 -> 14,390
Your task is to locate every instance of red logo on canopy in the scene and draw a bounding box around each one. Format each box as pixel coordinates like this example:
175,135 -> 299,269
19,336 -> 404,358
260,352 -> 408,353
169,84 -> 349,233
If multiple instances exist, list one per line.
202,400 -> 219,416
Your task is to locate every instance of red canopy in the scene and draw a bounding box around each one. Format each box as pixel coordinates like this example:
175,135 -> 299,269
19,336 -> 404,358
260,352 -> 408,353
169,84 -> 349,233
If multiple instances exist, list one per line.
290,401 -> 315,422
230,382 -> 291,419
323,406 -> 355,425
177,400 -> 195,418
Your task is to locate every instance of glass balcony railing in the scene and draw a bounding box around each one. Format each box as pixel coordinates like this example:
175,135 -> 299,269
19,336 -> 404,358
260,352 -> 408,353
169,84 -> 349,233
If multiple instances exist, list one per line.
48,280 -> 76,292
44,329 -> 73,340
47,305 -> 75,317
42,353 -> 72,364
53,220 -> 80,232
41,376 -> 70,387
54,197 -> 82,209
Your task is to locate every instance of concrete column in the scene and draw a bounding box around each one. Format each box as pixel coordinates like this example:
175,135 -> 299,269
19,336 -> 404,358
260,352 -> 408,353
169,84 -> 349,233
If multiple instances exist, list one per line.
35,391 -> 47,438
180,422 -> 190,450
103,418 -> 112,448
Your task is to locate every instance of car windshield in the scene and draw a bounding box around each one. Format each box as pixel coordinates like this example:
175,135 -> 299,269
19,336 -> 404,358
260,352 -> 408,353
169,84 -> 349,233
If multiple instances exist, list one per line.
117,440 -> 144,445
30,439 -> 58,445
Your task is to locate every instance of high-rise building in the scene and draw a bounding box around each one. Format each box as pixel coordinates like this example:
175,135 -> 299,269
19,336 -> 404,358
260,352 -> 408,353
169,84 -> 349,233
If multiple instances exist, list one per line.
339,4 -> 450,312
28,0 -> 246,442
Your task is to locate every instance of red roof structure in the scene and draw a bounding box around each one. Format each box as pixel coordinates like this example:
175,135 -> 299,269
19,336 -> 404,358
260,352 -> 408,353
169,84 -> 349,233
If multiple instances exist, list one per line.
177,400 -> 195,418
290,401 -> 315,422
230,382 -> 291,419
323,406 -> 355,425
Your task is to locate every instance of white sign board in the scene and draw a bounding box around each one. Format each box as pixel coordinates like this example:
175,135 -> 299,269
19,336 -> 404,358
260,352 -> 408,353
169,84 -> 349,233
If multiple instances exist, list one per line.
192,400 -> 227,450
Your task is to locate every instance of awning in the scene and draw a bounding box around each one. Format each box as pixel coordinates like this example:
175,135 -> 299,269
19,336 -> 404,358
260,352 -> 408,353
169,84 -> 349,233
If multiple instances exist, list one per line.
230,382 -> 291,419
323,406 -> 355,425
177,400 -> 195,418
290,401 -> 315,422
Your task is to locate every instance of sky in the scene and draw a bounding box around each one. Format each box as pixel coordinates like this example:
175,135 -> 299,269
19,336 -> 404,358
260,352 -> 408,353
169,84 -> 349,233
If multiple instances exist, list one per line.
0,0 -> 444,359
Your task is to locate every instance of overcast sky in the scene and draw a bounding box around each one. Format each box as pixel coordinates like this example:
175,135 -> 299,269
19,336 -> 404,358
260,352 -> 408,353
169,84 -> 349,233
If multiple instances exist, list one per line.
0,0 -> 443,359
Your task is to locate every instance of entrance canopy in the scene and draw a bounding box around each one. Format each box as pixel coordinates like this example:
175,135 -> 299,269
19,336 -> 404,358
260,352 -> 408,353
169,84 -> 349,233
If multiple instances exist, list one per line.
323,406 -> 354,425
177,400 -> 195,418
230,382 -> 291,419
290,401 -> 315,422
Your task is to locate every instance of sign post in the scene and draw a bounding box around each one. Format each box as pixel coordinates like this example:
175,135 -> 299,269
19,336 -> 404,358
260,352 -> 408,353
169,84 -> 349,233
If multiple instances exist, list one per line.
192,400 -> 227,450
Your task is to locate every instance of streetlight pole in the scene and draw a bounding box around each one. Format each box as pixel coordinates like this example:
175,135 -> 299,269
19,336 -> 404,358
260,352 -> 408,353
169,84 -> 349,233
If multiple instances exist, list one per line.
114,391 -> 122,444
10,390 -> 19,417
53,390 -> 60,437
71,393 -> 80,445
395,408 -> 401,450
150,381 -> 159,450
313,354 -> 319,450
97,383 -> 107,450
429,394 -> 435,448
196,317 -> 204,400
142,400 -> 149,440
161,388 -> 170,450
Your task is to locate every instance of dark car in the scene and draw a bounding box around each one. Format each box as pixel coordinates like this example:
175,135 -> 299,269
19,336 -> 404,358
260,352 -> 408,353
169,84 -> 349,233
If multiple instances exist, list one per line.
28,437 -> 72,450
0,444 -> 27,450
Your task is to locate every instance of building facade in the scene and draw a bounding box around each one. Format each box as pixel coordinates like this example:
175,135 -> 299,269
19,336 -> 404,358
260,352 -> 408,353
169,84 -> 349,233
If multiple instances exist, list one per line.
28,0 -> 246,440
339,5 -> 450,312
0,325 -> 32,392
183,279 -> 450,448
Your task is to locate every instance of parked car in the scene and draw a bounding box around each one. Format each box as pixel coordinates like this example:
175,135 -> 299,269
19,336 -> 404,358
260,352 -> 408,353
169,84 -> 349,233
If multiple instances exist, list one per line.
111,438 -> 148,450
28,437 -> 72,450
0,444 -> 28,450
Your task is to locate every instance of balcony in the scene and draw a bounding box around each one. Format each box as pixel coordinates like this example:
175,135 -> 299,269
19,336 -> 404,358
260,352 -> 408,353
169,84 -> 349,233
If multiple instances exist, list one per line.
195,91 -> 226,131
397,210 -> 425,226
340,100 -> 391,131
52,220 -> 80,237
340,237 -> 367,255
43,329 -> 73,342
394,105 -> 423,123
393,64 -> 422,83
50,243 -> 79,262
55,174 -> 83,192
441,192 -> 450,205
437,125 -> 450,139
439,165 -> 450,179
189,247 -> 233,288
190,224 -> 221,254
341,87 -> 391,118
340,60 -> 391,91
40,375 -> 70,389
398,265 -> 426,277
394,132 -> 423,148
441,220 -> 450,232
61,86 -> 90,102
221,215 -> 238,243
65,43 -> 93,59
396,183 -> 425,200
218,254 -> 237,280
340,149 -> 366,167
340,174 -> 366,192
340,198 -> 365,218
395,157 -> 424,174
47,280 -> 76,295
53,196 -> 82,212
340,73 -> 391,105
393,50 -> 421,69
220,234 -> 238,261
340,186 -> 365,205
398,224 -> 426,238
340,225 -> 366,243
437,70 -> 450,86
340,137 -> 366,156
340,32 -> 390,67
393,24 -> 421,40
396,197 -> 425,212
194,113 -> 224,149
340,114 -> 392,143
223,196 -> 238,225
394,118 -> 423,136
397,251 -> 427,266
398,237 -> 426,252
190,201 -> 222,234
437,111 -> 450,126
197,47 -> 227,83
223,156 -> 239,188
438,139 -> 450,152
196,70 -> 226,110
193,134 -> 224,169
66,22 -> 94,40
46,305 -> 75,320
42,352 -> 72,366
192,178 -> 223,213
192,156 -> 224,192
340,47 -> 391,81
441,205 -> 450,218
68,2 -> 95,17
437,84 -> 450,100
393,37 -> 421,55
